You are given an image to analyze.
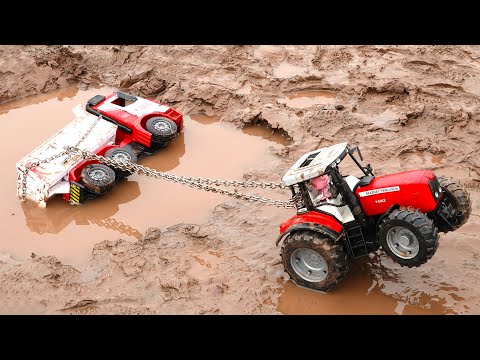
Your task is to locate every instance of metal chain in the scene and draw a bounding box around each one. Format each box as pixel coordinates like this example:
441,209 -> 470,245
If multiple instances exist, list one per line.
66,146 -> 295,209
62,116 -> 101,164
179,176 -> 287,190
20,150 -> 70,200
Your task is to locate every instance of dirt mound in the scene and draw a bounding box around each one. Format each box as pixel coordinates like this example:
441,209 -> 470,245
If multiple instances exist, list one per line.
1,45 -> 479,314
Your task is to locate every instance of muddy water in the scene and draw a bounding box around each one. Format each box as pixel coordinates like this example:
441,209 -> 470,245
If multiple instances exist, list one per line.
242,124 -> 292,146
277,260 -> 453,315
189,113 -> 292,146
0,86 -> 285,267
278,90 -> 338,108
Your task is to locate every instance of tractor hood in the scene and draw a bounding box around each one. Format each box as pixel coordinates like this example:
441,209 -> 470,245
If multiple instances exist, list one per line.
356,169 -> 438,217
358,169 -> 433,195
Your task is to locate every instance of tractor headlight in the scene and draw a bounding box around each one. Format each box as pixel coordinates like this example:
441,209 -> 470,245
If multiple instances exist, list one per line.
429,176 -> 442,201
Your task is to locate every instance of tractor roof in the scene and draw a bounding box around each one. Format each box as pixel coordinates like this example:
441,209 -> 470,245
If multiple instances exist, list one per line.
281,142 -> 349,186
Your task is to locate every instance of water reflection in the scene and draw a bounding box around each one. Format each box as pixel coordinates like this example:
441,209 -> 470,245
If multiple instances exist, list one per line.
21,180 -> 142,238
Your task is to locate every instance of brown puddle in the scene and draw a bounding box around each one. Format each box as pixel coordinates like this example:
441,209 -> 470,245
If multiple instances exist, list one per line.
189,113 -> 221,125
1,86 -> 286,267
277,259 -> 454,315
242,124 -> 292,146
190,113 -> 292,146
278,90 -> 338,108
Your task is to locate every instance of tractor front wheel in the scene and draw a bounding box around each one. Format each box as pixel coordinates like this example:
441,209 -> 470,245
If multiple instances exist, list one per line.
378,207 -> 439,267
437,176 -> 472,233
281,230 -> 349,292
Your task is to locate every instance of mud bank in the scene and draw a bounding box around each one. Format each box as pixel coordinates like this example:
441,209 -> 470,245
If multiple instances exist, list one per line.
1,45 -> 480,314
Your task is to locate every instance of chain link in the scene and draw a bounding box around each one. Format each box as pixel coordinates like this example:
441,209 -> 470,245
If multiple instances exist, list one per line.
170,175 -> 286,189
65,146 -> 295,209
20,150 -> 70,200
62,116 -> 100,164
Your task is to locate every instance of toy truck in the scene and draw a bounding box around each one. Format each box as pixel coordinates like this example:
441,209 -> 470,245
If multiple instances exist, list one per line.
16,91 -> 183,206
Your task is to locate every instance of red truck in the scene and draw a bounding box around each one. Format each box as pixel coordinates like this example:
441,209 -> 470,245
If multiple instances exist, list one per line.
17,91 -> 183,206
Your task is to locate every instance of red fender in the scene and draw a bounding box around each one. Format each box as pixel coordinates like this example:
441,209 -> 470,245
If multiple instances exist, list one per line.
279,211 -> 343,234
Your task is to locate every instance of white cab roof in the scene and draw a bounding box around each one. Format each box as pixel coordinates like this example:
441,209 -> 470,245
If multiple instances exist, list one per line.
281,142 -> 348,186
97,94 -> 170,117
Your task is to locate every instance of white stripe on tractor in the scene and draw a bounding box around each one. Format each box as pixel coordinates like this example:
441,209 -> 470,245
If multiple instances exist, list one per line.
358,186 -> 400,197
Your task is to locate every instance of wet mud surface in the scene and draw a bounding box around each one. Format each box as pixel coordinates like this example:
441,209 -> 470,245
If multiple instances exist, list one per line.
0,45 -> 479,314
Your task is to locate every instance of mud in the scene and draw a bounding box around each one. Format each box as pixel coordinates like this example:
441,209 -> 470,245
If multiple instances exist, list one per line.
1,45 -> 480,314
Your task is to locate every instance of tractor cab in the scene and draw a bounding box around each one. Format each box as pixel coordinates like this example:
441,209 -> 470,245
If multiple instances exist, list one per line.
281,142 -> 374,225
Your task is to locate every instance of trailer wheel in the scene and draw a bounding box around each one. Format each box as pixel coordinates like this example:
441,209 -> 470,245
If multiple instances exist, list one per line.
281,230 -> 349,292
145,117 -> 177,148
105,147 -> 138,178
378,207 -> 439,267
81,164 -> 116,195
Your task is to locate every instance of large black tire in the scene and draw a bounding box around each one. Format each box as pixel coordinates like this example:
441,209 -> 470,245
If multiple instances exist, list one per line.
378,207 -> 439,267
281,230 -> 349,292
81,164 -> 116,195
437,176 -> 472,232
104,147 -> 138,178
145,117 -> 177,148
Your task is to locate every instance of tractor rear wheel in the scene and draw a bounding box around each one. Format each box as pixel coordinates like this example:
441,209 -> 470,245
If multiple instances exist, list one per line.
378,207 -> 439,267
281,230 -> 349,292
437,176 -> 472,233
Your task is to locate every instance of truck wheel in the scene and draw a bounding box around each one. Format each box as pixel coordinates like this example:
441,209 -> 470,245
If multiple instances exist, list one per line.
281,230 -> 349,292
104,147 -> 138,178
81,164 -> 116,195
378,207 -> 439,267
437,176 -> 472,232
145,117 -> 177,148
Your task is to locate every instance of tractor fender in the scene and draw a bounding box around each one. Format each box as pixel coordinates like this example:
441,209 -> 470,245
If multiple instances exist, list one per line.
276,222 -> 344,246
375,204 -> 400,229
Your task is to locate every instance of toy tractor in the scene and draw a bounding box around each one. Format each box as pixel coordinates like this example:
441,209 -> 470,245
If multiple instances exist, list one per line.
277,142 -> 472,292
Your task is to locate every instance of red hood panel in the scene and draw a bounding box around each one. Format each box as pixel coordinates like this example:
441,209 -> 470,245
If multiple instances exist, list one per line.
356,170 -> 439,216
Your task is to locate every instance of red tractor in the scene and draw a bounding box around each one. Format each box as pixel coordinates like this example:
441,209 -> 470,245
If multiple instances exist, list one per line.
277,143 -> 472,292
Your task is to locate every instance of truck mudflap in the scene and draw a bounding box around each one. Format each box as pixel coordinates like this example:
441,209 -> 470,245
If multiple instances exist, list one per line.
69,182 -> 85,205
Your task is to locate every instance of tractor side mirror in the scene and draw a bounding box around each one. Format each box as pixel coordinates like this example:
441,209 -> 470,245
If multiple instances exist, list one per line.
349,146 -> 364,161
364,164 -> 374,176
